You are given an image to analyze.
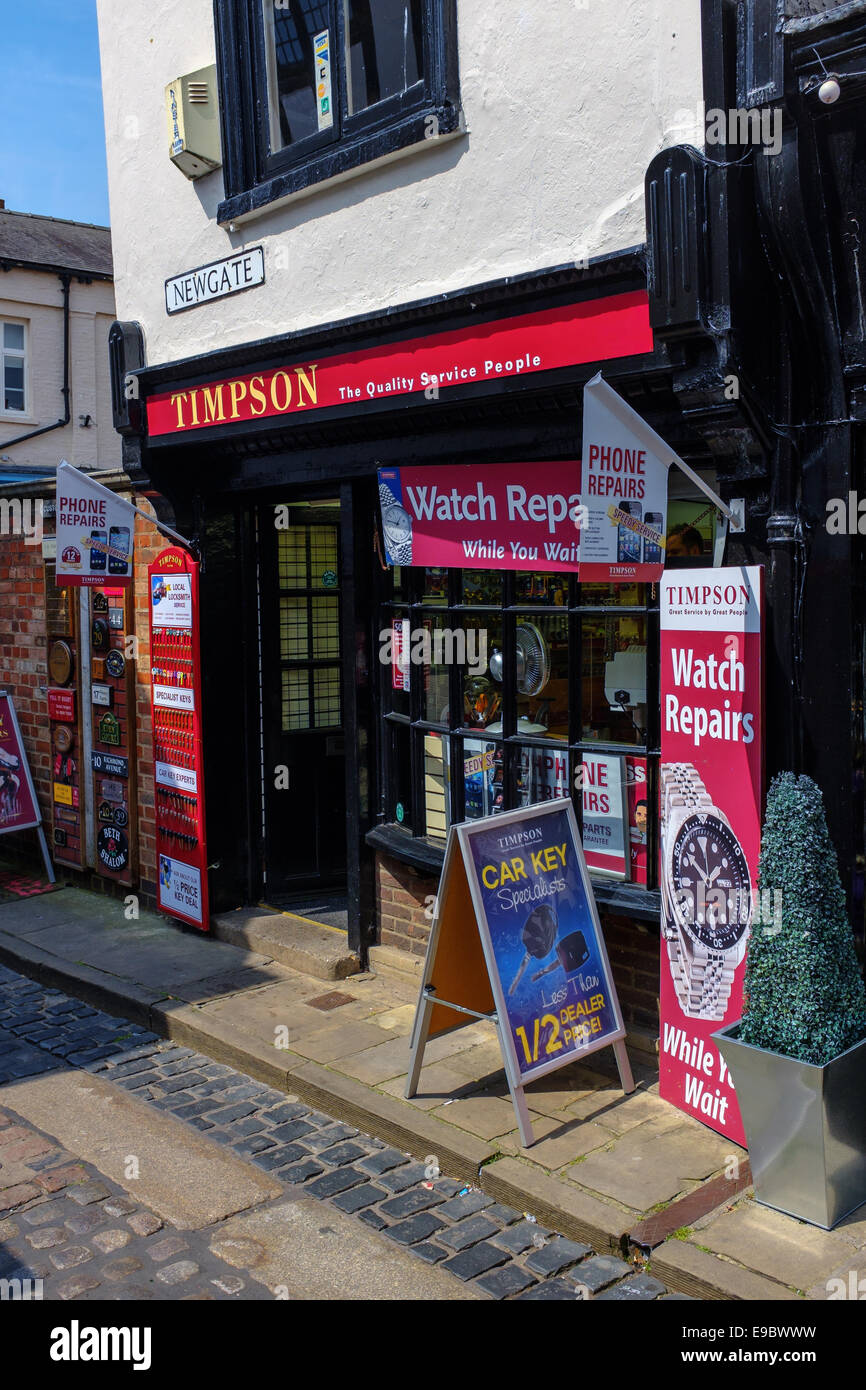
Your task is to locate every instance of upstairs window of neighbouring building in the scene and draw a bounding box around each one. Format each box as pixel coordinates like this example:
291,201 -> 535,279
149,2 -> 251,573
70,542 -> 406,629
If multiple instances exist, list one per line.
1,321 -> 26,414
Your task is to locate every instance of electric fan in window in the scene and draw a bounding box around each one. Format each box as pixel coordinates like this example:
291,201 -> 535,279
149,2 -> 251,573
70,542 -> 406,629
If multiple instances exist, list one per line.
489,622 -> 551,697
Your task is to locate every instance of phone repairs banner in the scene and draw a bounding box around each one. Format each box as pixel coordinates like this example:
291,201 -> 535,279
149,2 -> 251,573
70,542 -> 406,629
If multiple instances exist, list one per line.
659,567 -> 764,1145
55,461 -> 135,587
579,374 -> 669,582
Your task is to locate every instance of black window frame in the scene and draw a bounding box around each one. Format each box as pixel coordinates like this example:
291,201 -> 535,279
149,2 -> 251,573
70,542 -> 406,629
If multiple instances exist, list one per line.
214,0 -> 462,225
378,567 -> 661,893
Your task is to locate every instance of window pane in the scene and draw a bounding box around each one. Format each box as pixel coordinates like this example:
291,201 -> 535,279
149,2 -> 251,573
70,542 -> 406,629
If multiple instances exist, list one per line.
3,324 -> 24,351
421,567 -> 447,605
278,529 -> 308,586
282,668 -> 310,730
581,613 -> 648,744
389,720 -> 412,829
313,665 -> 342,726
280,596 -> 309,659
344,0 -> 423,114
464,615 -> 501,729
383,611 -> 410,715
578,582 -> 645,607
514,613 -> 569,737
462,736 -> 502,820
263,0 -> 334,152
462,570 -> 502,605
311,595 -> 340,658
423,731 -> 450,841
420,614 -> 451,724
515,742 -> 570,809
309,525 -> 339,588
514,573 -> 569,606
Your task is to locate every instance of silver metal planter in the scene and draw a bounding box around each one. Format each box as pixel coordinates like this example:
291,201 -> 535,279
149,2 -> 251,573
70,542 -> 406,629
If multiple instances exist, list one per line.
713,1022 -> 866,1229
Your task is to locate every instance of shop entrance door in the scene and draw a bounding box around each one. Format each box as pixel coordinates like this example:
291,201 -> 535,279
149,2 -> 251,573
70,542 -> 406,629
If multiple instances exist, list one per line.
260,503 -> 347,898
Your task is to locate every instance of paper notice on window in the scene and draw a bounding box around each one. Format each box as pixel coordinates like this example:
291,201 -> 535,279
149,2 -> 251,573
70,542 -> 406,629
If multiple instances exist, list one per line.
314,30 -> 334,131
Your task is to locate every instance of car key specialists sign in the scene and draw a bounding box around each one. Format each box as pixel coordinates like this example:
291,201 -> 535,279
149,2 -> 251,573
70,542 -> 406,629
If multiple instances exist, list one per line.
659,567 -> 764,1146
406,800 -> 634,1146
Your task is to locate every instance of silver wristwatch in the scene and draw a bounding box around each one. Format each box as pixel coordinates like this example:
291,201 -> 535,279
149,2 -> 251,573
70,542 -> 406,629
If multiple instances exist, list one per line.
660,762 -> 752,1021
378,482 -> 414,565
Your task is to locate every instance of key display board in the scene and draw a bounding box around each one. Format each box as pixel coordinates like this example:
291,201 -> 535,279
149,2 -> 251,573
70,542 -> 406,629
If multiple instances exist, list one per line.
148,548 -> 209,930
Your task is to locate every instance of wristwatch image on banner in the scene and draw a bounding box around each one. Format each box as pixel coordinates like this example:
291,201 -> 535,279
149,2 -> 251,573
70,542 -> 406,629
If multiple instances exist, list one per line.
660,762 -> 753,1022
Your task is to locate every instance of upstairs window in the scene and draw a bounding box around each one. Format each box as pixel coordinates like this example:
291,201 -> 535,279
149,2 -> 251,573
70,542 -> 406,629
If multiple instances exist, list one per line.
1,321 -> 26,414
215,0 -> 460,223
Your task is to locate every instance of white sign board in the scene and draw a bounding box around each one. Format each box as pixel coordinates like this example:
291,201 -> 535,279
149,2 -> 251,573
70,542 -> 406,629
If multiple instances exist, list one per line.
55,461 -> 135,588
165,247 -> 265,315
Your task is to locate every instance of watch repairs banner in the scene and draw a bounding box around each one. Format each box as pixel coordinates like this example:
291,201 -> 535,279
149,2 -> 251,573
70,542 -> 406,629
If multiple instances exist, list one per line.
378,461 -> 582,572
659,567 -> 764,1146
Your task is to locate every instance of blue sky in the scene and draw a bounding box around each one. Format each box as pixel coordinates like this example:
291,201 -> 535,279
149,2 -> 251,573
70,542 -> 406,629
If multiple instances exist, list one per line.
0,0 -> 109,226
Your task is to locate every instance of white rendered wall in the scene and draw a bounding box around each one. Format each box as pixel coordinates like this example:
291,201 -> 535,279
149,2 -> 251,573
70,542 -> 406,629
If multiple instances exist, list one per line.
97,0 -> 704,366
0,266 -> 119,470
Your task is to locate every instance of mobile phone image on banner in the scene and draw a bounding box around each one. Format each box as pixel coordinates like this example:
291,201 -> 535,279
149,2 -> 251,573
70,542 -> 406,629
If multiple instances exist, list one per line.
89,531 -> 107,572
643,511 -> 664,564
108,526 -> 131,576
617,501 -> 642,563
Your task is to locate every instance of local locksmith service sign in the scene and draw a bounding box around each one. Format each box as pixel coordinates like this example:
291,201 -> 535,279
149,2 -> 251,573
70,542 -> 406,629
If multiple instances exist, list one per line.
406,800 -> 634,1147
659,567 -> 764,1146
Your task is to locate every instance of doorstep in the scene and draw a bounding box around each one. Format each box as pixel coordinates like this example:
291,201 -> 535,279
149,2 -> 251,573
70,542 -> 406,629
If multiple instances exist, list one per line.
0,883 -> 841,1301
211,904 -> 361,982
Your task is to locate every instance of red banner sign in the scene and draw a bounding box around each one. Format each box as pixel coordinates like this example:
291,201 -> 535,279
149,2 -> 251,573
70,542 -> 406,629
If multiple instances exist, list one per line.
148,549 -> 209,931
47,689 -> 75,722
378,461 -> 582,572
0,692 -> 41,832
658,568 -> 764,1146
146,291 -> 653,438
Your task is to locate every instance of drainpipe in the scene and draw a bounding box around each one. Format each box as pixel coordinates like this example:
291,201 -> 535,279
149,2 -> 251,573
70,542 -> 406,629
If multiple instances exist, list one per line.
0,272 -> 71,448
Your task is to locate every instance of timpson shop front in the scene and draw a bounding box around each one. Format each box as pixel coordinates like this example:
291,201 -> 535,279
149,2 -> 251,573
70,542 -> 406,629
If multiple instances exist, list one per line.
111,248 -> 774,1052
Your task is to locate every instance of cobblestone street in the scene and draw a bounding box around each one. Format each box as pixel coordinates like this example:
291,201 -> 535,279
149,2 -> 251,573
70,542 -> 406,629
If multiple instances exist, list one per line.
0,964 -> 680,1301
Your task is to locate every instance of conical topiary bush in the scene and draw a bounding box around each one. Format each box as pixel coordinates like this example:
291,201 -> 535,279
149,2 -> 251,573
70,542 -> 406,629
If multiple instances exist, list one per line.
740,772 -> 866,1066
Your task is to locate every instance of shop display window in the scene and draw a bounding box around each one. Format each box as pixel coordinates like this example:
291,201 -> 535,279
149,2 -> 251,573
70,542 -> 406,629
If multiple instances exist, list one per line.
380,566 -> 659,884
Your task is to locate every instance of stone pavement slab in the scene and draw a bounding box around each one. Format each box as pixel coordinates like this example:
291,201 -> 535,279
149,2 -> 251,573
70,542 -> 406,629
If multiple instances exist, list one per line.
571,1116 -> 732,1210
691,1199 -> 858,1292
2,1069 -> 281,1228
207,1199 -> 478,1300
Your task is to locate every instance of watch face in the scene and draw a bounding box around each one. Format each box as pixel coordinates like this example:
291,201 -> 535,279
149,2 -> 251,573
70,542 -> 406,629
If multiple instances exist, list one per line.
669,814 -> 752,950
382,505 -> 412,546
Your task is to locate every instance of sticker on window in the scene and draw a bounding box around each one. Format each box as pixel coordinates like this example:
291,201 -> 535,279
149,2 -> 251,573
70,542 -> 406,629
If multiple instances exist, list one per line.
314,30 -> 334,132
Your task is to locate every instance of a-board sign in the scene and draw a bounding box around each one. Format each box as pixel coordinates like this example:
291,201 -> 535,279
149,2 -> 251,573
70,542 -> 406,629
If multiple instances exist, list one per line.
0,691 -> 55,882
406,799 -> 634,1146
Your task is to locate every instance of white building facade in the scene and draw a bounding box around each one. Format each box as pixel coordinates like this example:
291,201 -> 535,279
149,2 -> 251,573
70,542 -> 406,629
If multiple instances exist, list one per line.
0,209 -> 117,472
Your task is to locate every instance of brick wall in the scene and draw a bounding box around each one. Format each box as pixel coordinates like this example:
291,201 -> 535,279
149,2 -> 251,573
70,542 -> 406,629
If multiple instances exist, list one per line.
0,491 -> 168,909
375,854 -> 437,958
0,531 -> 52,861
374,850 -> 661,1035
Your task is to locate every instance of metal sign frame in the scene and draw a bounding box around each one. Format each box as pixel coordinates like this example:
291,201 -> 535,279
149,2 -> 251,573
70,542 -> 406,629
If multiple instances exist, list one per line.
406,799 -> 634,1147
0,690 -> 55,883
